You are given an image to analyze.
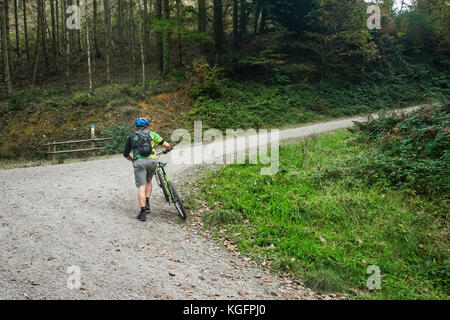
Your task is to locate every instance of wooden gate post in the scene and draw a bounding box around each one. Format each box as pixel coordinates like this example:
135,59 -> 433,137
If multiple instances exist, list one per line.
52,140 -> 56,161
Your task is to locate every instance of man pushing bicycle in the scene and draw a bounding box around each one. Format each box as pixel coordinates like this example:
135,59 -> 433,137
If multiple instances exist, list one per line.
123,118 -> 172,222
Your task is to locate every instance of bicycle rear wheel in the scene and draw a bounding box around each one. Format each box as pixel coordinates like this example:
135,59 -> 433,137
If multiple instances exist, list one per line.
168,182 -> 186,220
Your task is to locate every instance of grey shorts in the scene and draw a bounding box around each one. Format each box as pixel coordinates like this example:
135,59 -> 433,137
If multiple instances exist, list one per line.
133,158 -> 157,187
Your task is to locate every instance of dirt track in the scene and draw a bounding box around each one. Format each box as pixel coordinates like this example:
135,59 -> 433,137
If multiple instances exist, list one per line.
0,107 -> 420,300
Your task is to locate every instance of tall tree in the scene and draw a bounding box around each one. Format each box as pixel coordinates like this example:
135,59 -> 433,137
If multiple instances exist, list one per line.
23,0 -> 30,64
103,0 -> 111,83
85,0 -> 93,92
50,0 -> 57,63
143,0 -> 151,62
117,0 -> 124,56
5,0 -> 12,74
259,7 -> 267,34
0,0 -> 13,94
93,0 -> 101,57
13,0 -> 19,58
130,0 -> 137,82
63,0 -> 71,90
138,0 -> 146,87
239,0 -> 249,39
41,0 -> 48,66
232,0 -> 238,47
213,0 -> 224,54
253,0 -> 261,35
175,0 -> 182,65
155,0 -> 163,72
162,0 -> 170,74
33,0 -> 43,83
198,0 -> 206,32
76,0 -> 81,52
55,0 -> 59,54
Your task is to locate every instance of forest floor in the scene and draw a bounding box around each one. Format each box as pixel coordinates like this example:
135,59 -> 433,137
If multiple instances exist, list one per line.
0,106 -> 420,300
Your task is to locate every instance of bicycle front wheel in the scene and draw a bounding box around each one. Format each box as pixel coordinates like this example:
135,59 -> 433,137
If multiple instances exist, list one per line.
156,169 -> 170,203
168,182 -> 186,220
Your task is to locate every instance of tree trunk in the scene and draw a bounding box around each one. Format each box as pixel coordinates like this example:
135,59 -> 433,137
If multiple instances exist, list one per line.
197,0 -> 206,33
23,0 -> 30,64
85,0 -> 92,92
55,0 -> 59,54
74,0 -> 80,53
130,0 -> 137,82
239,0 -> 248,40
232,0 -> 238,47
41,0 -> 48,66
103,0 -> 111,83
175,0 -> 182,66
213,0 -> 224,54
259,7 -> 267,34
5,0 -> 12,75
253,0 -> 261,35
50,0 -> 57,62
155,0 -> 162,72
62,0 -> 71,90
117,0 -> 123,56
13,0 -> 19,58
0,0 -> 13,94
162,0 -> 170,75
93,0 -> 101,57
138,0 -> 145,88
33,0 -> 43,83
143,0 -> 151,62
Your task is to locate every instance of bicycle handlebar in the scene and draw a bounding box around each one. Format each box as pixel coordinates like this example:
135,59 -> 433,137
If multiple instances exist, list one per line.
157,147 -> 174,157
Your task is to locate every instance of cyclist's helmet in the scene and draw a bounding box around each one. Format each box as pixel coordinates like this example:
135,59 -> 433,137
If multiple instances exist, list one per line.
135,117 -> 149,128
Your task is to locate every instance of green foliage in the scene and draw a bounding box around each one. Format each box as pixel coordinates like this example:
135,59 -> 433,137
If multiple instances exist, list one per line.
188,64 -> 449,132
187,131 -> 449,299
186,59 -> 225,99
100,124 -> 134,155
347,104 -> 450,196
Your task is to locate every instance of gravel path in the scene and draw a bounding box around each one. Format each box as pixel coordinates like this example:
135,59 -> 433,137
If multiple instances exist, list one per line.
0,107 -> 421,300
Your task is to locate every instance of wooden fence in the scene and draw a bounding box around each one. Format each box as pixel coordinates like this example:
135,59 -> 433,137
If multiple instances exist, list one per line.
43,137 -> 113,160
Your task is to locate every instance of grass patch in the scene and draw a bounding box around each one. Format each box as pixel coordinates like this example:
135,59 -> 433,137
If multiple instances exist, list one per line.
186,130 -> 449,299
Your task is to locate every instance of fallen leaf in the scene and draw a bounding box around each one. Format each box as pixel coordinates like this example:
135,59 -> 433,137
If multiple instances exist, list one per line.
168,272 -> 176,277
47,257 -> 55,261
238,291 -> 246,296
319,236 -> 327,244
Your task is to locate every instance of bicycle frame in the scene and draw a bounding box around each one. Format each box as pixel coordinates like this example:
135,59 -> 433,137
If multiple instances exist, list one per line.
155,153 -> 174,204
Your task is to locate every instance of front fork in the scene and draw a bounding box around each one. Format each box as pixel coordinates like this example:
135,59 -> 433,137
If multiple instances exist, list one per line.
156,166 -> 173,204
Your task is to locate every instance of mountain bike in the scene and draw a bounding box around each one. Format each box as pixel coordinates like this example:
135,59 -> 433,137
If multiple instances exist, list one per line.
155,149 -> 187,220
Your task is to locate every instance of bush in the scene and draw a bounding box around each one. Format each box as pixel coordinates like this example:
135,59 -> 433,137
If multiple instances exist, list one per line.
186,59 -> 224,99
100,124 -> 133,155
349,104 -> 450,195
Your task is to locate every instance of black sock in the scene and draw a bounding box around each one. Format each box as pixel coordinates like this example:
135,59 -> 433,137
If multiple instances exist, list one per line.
141,207 -> 146,213
146,197 -> 149,203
